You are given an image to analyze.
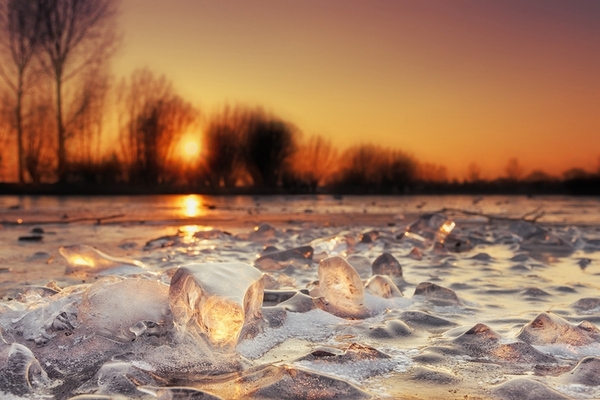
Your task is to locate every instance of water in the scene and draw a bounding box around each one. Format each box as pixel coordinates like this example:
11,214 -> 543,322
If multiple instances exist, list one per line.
0,194 -> 600,399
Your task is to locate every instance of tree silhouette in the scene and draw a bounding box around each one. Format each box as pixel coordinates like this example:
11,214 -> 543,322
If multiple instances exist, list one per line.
288,134 -> 338,192
505,157 -> 524,180
37,0 -> 119,182
118,69 -> 198,184
243,112 -> 297,188
0,0 -> 43,182
203,106 -> 247,188
335,145 -> 416,192
466,162 -> 482,182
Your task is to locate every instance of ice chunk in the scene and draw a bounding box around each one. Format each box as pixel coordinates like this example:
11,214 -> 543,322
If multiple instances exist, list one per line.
404,213 -> 455,243
346,255 -> 372,280
366,319 -> 413,339
76,361 -> 159,396
492,378 -> 569,400
59,244 -> 145,273
371,252 -> 405,287
561,356 -> 600,386
246,223 -> 278,242
413,282 -> 460,305
510,221 -> 575,257
277,292 -> 318,313
263,289 -> 307,307
254,365 -> 371,399
169,263 -> 264,348
254,246 -> 313,271
408,366 -> 459,385
294,343 -> 395,383
3,284 -> 86,345
399,311 -> 457,331
316,256 -> 369,318
364,275 -> 403,298
138,385 -> 222,399
79,277 -> 171,341
450,323 -> 556,364
0,342 -> 49,395
571,297 -> 600,312
516,312 -> 600,346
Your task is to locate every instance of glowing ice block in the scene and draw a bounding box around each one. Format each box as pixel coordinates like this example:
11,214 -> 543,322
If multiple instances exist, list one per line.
317,256 -> 368,318
59,244 -> 145,273
169,263 -> 264,348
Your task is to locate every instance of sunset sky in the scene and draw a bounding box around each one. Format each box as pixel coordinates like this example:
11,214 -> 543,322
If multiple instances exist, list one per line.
114,0 -> 600,179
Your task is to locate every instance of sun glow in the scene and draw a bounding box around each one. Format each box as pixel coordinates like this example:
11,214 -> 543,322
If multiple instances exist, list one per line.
182,140 -> 200,160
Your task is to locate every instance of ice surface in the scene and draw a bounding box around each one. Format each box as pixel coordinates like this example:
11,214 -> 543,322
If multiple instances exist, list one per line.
315,256 -> 369,318
169,263 -> 264,348
2,196 -> 600,398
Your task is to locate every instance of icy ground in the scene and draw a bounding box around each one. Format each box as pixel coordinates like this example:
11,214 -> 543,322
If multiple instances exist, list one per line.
1,195 -> 600,399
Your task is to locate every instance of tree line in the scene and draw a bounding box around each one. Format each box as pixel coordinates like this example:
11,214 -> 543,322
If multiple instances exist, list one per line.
0,0 -> 598,195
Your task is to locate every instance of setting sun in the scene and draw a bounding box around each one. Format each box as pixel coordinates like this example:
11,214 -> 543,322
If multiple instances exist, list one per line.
183,140 -> 200,158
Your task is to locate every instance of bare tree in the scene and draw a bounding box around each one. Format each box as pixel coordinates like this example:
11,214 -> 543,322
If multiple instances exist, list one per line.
0,0 -> 43,182
25,98 -> 55,183
467,162 -> 482,182
118,69 -> 199,184
417,162 -> 448,183
505,157 -> 524,181
290,134 -> 338,192
243,110 -> 297,188
203,105 -> 248,188
37,0 -> 119,182
335,144 -> 416,192
68,67 -> 110,165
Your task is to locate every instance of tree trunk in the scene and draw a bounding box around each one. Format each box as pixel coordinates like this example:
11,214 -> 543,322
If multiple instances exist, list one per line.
16,76 -> 24,183
56,74 -> 66,182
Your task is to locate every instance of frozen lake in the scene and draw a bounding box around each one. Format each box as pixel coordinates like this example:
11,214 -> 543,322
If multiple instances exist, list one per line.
1,194 -> 600,399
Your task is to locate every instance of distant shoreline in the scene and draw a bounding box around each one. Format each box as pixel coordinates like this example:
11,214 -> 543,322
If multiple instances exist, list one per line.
1,178 -> 599,197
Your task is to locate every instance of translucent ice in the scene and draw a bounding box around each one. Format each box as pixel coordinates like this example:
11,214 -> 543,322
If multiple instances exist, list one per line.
516,312 -> 600,346
76,361 -> 160,396
316,256 -> 369,318
79,277 -> 171,341
169,263 -> 264,348
59,244 -> 145,273
403,213 -> 455,244
364,275 -> 403,298
0,342 -> 49,395
371,252 -> 403,279
254,246 -> 314,271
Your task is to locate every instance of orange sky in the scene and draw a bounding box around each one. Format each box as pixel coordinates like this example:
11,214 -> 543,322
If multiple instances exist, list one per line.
114,0 -> 600,180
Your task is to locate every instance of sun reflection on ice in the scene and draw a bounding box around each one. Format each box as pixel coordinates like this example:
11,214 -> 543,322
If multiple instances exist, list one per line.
181,195 -> 203,218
